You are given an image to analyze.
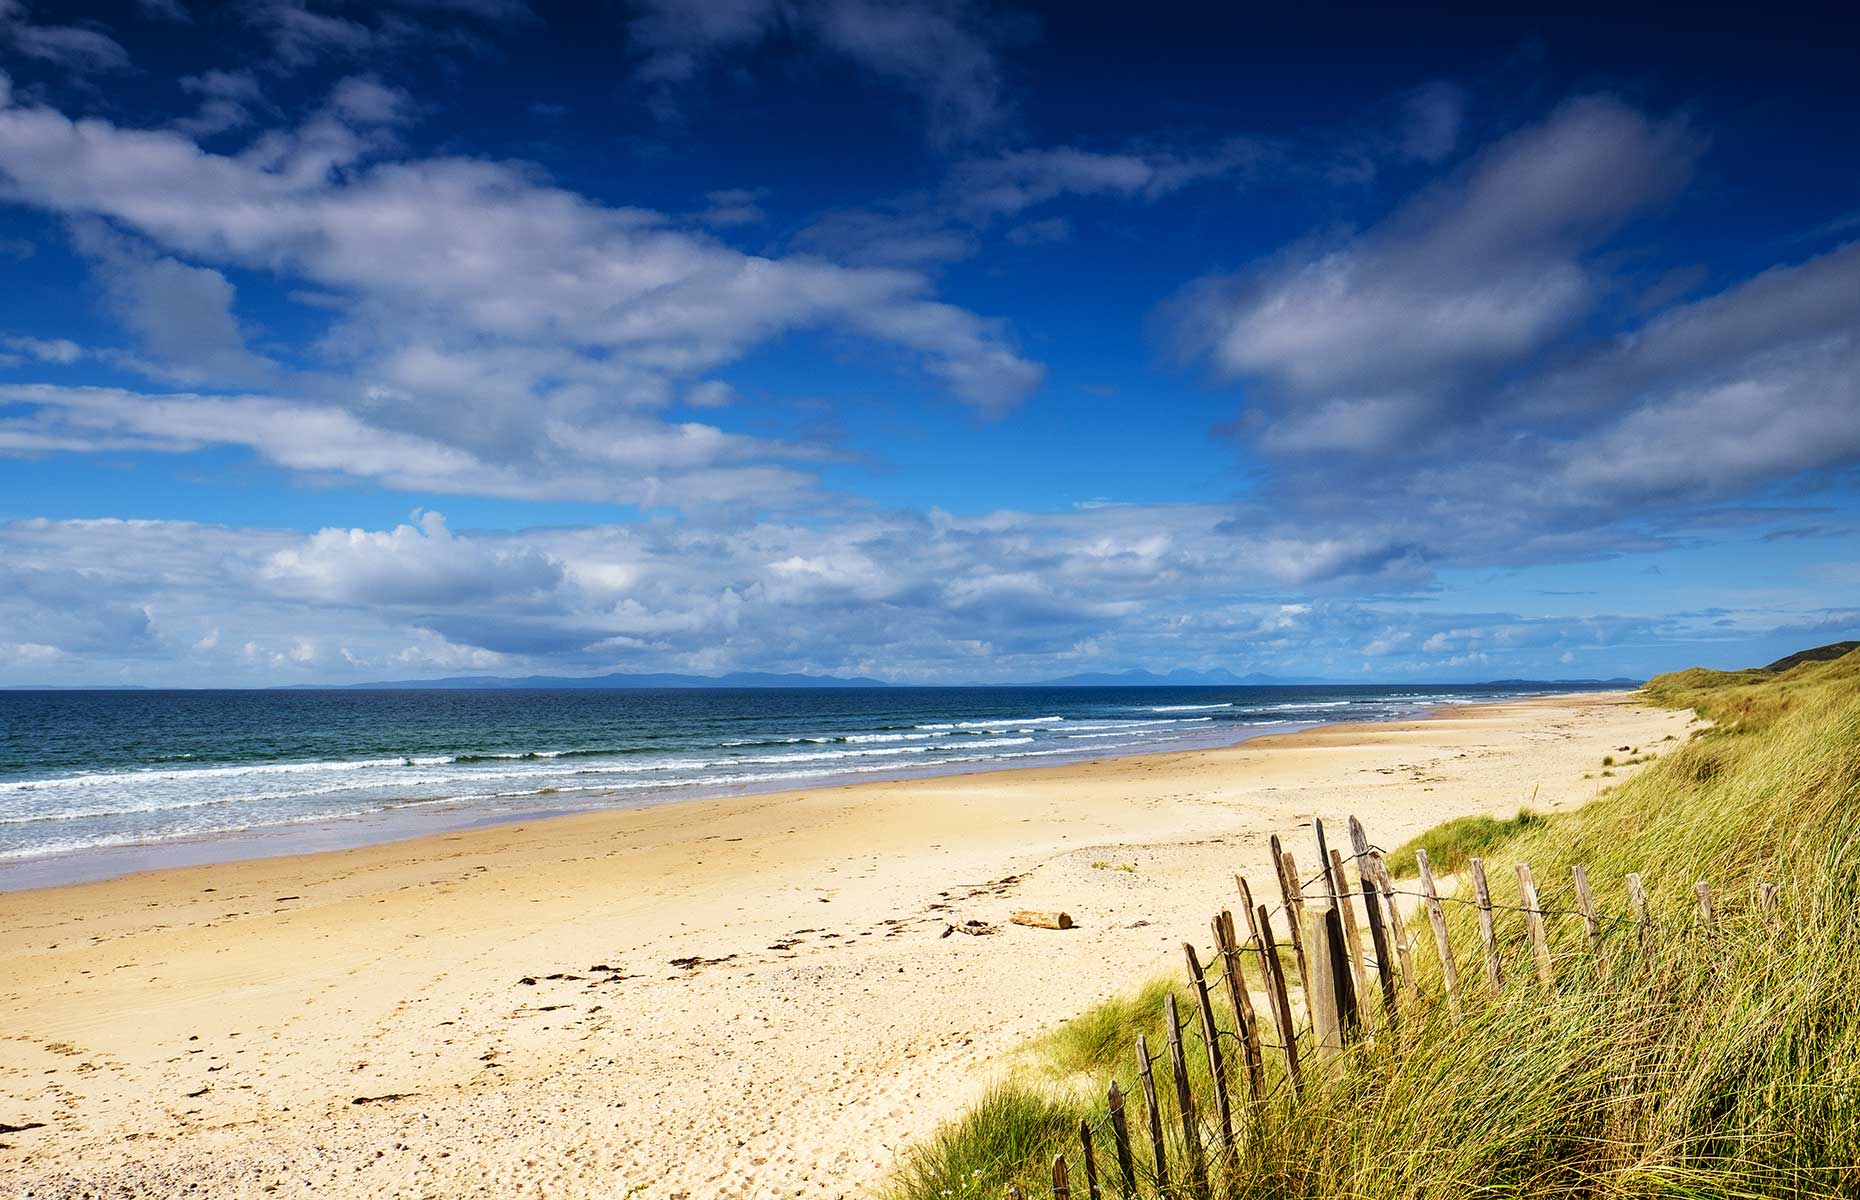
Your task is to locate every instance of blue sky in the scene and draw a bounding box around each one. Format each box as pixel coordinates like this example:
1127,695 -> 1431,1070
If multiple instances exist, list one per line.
0,0 -> 1856,685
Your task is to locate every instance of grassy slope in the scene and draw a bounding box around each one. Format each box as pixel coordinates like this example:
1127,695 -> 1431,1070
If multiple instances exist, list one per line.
881,651 -> 1860,1199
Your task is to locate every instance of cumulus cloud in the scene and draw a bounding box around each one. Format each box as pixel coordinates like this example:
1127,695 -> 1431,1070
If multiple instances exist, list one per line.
0,80 -> 1042,497
1153,96 -> 1860,575
67,220 -> 276,384
263,511 -> 564,606
3,509 -> 1852,685
1174,95 -> 1699,440
175,69 -> 265,138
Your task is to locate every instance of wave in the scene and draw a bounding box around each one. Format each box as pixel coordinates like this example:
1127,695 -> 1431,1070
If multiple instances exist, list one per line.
1148,703 -> 1232,712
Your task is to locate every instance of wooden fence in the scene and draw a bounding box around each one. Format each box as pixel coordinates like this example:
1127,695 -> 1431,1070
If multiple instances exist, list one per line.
1002,814 -> 1784,1200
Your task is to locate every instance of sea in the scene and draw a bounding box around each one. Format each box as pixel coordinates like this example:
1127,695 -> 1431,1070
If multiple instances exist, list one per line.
0,683 -> 1576,889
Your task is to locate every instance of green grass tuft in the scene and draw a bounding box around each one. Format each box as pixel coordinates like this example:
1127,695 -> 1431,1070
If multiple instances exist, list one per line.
1382,807 -> 1547,877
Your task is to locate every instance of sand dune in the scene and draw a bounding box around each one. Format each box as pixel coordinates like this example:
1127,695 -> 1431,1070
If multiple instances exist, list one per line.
0,693 -> 1687,1198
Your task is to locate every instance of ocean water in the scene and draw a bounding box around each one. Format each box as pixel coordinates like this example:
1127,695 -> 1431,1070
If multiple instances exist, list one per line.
0,684 -> 1569,883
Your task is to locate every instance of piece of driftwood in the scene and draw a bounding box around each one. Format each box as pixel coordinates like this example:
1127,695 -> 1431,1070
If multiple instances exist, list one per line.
1010,910 -> 1074,930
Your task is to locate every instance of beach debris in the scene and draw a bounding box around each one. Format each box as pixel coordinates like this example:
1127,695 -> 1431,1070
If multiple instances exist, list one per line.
517,976 -> 538,986
351,1093 -> 415,1105
0,1121 -> 45,1134
184,1086 -> 209,1098
669,954 -> 736,970
1010,910 -> 1075,930
945,919 -> 997,937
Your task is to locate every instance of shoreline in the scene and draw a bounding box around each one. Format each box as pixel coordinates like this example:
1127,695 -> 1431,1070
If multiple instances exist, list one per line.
0,717 -> 1310,894
0,690 -> 1686,1199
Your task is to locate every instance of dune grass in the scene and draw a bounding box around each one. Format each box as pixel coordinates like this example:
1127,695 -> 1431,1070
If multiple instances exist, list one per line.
877,649 -> 1860,1199
1381,806 -> 1547,876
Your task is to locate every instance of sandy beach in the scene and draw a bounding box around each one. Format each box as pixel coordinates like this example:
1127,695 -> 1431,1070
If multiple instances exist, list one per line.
0,692 -> 1688,1198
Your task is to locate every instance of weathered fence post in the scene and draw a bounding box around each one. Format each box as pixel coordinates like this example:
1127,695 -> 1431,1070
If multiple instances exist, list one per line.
1315,818 -> 1343,905
1516,862 -> 1554,987
1329,847 -> 1372,1010
1255,904 -> 1303,1099
1164,992 -> 1209,1199
1304,907 -> 1345,1065
1468,856 -> 1504,994
1272,836 -> 1313,1002
1183,942 -> 1235,1162
1348,817 -> 1399,1022
1414,849 -> 1463,1020
1076,1120 -> 1102,1200
1052,1154 -> 1071,1200
1759,881 -> 1781,929
1572,864 -> 1602,956
1626,872 -> 1652,951
1366,848 -> 1418,999
1106,1081 -> 1138,1196
1694,881 -> 1716,930
1135,1035 -> 1169,1192
1215,912 -> 1266,1101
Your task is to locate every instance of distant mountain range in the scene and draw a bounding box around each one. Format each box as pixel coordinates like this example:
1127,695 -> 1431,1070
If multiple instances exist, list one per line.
306,668 -> 1642,690
316,670 -> 890,690
5,670 -> 1647,692
1028,668 -> 1320,686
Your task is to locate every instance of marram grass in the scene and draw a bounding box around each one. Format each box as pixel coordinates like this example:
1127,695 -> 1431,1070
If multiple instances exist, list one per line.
877,649 -> 1860,1199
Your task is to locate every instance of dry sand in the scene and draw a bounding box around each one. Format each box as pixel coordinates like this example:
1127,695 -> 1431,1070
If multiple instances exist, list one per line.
0,692 -> 1689,1198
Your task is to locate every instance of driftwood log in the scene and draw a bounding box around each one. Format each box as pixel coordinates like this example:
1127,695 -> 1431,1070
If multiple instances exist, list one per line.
1010,910 -> 1074,930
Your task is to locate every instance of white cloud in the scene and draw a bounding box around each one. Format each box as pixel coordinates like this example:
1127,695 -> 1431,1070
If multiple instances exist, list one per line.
1173,95 -> 1698,446
0,1 -> 130,72
3,509 -> 1851,685
952,141 -> 1266,218
0,81 -> 1042,500
0,333 -> 79,363
628,0 -> 1008,144
263,511 -> 564,606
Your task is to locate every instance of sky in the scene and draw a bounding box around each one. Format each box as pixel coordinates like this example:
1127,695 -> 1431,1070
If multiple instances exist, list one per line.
0,0 -> 1856,687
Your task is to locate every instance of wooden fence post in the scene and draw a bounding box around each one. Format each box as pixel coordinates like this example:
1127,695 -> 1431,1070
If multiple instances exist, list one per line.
1183,942 -> 1235,1161
1695,881 -> 1716,929
1272,836 -> 1313,1002
1468,856 -> 1504,994
1329,848 -> 1372,1011
1365,849 -> 1418,999
1414,849 -> 1462,1020
1106,1081 -> 1138,1197
1077,1120 -> 1102,1200
1304,907 -> 1344,1065
1572,864 -> 1602,956
1315,818 -> 1342,908
1164,992 -> 1209,1199
1235,875 -> 1260,942
1052,1154 -> 1071,1200
1348,817 -> 1399,1021
1255,904 -> 1303,1099
1626,872 -> 1652,951
1135,1035 -> 1169,1193
1515,862 -> 1554,987
1215,912 -> 1266,1102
